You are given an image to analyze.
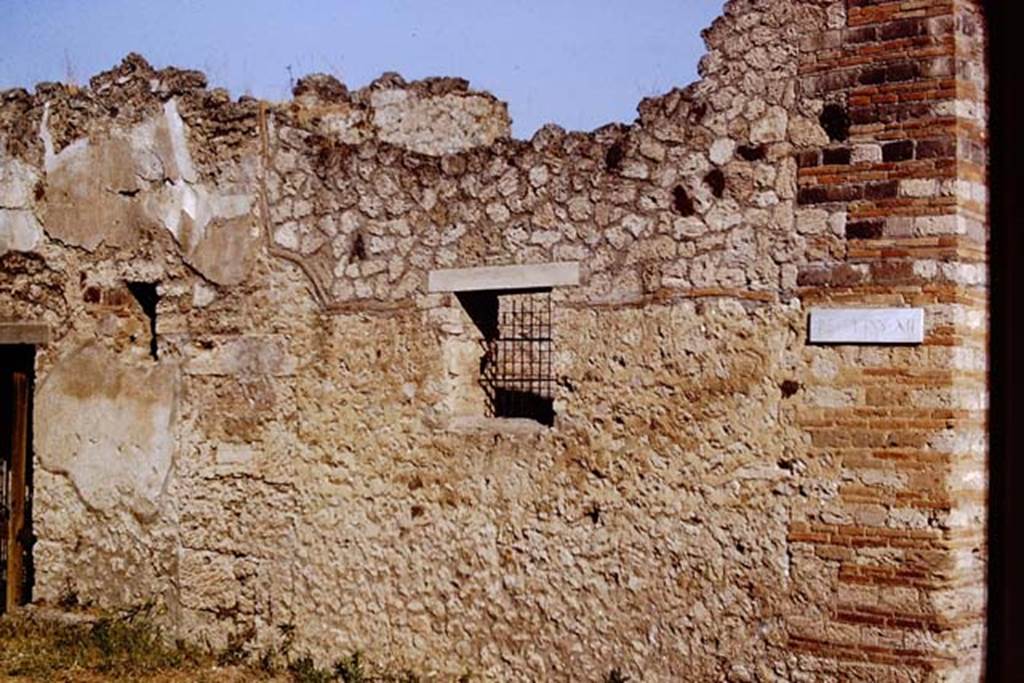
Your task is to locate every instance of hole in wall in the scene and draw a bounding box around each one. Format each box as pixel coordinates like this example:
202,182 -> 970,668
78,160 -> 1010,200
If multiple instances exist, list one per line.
126,281 -> 159,360
779,380 -> 801,398
672,186 -> 695,217
350,232 -> 366,262
689,101 -> 708,123
819,103 -> 851,142
704,169 -> 726,198
737,144 -> 766,161
605,142 -> 625,172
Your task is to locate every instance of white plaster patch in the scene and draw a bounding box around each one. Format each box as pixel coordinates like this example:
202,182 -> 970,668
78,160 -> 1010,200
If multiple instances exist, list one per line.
0,209 -> 43,253
192,281 -> 218,308
0,145 -> 44,253
163,99 -> 198,183
148,179 -> 252,251
35,344 -> 180,520
0,150 -> 39,208
40,106 -> 91,175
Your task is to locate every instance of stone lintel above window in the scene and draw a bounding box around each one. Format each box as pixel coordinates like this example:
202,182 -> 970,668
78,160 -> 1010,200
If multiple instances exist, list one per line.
428,261 -> 580,293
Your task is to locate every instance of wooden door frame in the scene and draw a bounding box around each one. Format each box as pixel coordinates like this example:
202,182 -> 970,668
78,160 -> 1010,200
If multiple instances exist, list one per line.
1,344 -> 35,615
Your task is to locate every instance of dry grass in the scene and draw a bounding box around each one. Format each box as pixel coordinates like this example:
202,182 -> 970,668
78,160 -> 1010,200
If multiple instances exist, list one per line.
0,606 -> 284,682
0,605 -> 455,682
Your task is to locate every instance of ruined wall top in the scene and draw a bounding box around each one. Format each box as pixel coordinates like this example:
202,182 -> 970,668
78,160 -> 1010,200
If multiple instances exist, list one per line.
0,52 -> 512,164
2,0 -> 839,311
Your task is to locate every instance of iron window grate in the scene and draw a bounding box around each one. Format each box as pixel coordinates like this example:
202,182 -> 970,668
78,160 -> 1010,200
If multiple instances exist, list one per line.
480,290 -> 555,425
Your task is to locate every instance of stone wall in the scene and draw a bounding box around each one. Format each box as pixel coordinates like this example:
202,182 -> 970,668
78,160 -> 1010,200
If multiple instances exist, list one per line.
0,0 -> 988,680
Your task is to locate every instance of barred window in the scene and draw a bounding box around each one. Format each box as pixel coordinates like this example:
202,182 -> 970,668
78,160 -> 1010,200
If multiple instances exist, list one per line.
429,261 -> 579,430
480,290 -> 554,425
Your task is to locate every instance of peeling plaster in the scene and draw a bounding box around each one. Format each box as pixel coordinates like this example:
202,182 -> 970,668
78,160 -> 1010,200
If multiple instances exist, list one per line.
35,343 -> 181,522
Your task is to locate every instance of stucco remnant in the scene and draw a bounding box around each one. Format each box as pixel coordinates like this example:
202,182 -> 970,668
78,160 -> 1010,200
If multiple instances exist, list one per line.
35,344 -> 179,521
0,146 -> 43,254
37,99 -> 259,285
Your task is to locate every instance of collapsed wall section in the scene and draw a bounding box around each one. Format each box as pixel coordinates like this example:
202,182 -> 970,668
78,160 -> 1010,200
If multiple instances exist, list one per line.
0,0 -> 988,680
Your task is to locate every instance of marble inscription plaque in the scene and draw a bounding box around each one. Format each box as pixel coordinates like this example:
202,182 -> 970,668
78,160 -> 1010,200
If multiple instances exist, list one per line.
809,308 -> 925,345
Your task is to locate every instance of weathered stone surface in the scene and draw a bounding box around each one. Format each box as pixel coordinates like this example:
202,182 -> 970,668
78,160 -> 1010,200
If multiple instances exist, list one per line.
181,213 -> 260,286
0,0 -> 990,680
709,137 -> 736,165
750,106 -> 788,144
39,114 -> 145,251
184,335 -> 297,377
369,89 -> 511,156
37,99 -> 259,283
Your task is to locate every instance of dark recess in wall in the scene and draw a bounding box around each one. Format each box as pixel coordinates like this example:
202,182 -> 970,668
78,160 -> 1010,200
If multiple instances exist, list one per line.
704,169 -> 726,198
126,282 -> 159,360
672,186 -> 695,216
985,0 -> 1023,679
819,103 -> 851,142
605,142 -> 625,172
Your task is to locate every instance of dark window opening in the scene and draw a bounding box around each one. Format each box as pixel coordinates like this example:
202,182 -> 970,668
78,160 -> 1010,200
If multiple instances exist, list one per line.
126,281 -> 159,360
459,289 -> 555,426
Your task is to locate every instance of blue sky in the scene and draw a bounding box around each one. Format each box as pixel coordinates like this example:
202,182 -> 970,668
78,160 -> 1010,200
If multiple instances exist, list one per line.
0,0 -> 724,138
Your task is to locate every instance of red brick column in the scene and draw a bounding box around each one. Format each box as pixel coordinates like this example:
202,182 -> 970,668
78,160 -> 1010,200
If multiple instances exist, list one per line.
786,1 -> 987,679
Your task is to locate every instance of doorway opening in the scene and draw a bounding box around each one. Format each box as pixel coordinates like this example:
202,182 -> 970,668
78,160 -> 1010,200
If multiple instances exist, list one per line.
1,344 -> 34,615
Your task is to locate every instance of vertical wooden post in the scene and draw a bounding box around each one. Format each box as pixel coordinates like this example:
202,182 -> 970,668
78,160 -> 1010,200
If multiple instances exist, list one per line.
5,372 -> 28,612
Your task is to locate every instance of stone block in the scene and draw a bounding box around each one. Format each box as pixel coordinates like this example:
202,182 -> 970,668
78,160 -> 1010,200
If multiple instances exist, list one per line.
428,261 -> 580,292
0,322 -> 50,344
